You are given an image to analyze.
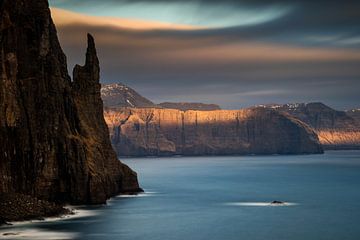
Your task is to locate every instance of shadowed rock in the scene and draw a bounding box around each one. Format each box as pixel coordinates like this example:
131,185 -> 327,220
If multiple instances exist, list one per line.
268,103 -> 360,150
0,0 -> 141,216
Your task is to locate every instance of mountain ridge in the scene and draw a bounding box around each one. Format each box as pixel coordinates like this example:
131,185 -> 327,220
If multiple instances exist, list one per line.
158,102 -> 221,111
101,83 -> 157,108
101,83 -> 221,111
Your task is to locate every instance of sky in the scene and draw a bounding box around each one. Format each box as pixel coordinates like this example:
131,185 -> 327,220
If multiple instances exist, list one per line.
49,0 -> 360,110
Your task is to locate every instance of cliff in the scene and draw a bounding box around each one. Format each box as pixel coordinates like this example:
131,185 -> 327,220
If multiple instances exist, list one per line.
269,103 -> 360,149
104,108 -> 323,156
0,0 -> 141,217
158,102 -> 221,111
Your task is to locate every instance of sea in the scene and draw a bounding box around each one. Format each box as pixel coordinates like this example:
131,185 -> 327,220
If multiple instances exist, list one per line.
1,150 -> 360,240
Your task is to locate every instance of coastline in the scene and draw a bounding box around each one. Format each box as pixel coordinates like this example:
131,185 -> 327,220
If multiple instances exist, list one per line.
0,207 -> 96,240
0,193 -> 71,226
0,191 -> 147,229
117,151 -> 325,159
0,207 -> 95,227
0,191 -> 151,239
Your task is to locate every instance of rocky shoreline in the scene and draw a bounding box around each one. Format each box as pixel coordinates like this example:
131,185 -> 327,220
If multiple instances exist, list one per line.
0,194 -> 72,226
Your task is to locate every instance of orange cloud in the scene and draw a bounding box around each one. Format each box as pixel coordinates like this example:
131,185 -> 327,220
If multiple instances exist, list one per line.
169,42 -> 360,63
50,7 -> 203,30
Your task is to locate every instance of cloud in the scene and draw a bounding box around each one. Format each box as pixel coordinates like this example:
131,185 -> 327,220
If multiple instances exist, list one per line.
49,0 -> 360,29
50,5 -> 360,110
50,0 -> 294,28
50,7 -> 202,30
49,0 -> 360,49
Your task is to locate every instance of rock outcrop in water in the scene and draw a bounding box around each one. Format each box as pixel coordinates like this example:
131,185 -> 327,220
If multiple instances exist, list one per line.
104,107 -> 323,156
0,0 -> 141,216
267,103 -> 360,149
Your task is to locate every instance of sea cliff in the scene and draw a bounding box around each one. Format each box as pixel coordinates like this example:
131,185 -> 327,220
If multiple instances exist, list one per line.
271,103 -> 360,150
0,0 -> 141,222
105,107 -> 323,156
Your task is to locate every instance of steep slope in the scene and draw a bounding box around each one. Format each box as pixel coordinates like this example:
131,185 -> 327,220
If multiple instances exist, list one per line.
104,107 -> 323,156
101,83 -> 221,111
0,0 -> 141,215
268,103 -> 360,149
347,109 -> 360,122
158,102 -> 221,111
101,83 -> 157,108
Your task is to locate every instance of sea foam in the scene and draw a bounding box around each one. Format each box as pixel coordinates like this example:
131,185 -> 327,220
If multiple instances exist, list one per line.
0,229 -> 78,240
117,191 -> 158,198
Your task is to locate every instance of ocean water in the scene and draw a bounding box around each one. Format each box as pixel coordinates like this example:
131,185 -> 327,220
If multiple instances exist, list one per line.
1,151 -> 360,240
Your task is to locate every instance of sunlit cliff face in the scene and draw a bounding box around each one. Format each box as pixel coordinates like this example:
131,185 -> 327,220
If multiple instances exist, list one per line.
49,0 -> 360,110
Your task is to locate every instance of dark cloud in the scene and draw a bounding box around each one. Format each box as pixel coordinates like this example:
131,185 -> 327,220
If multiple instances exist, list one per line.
56,24 -> 360,110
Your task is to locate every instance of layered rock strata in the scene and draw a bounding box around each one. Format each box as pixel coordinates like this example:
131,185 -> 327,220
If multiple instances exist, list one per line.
104,108 -> 323,156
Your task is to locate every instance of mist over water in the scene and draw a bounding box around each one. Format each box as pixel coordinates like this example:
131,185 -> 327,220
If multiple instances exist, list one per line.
1,151 -> 360,240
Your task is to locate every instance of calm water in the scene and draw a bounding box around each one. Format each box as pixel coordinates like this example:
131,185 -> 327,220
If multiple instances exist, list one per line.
1,151 -> 360,240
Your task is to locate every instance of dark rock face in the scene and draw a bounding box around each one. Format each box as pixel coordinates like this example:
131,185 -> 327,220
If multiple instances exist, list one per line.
158,102 -> 221,111
104,107 -> 323,156
101,83 -> 157,108
272,103 -> 359,130
0,0 -> 140,206
269,103 -> 360,150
